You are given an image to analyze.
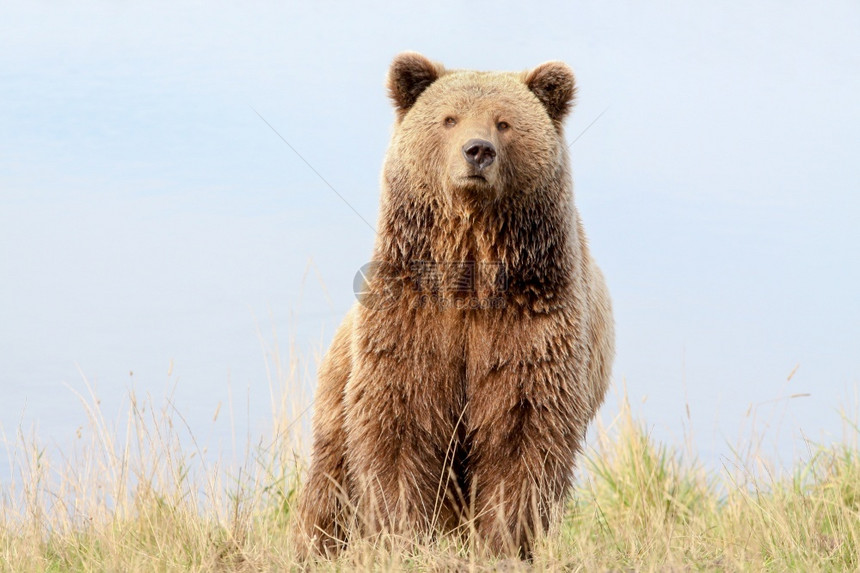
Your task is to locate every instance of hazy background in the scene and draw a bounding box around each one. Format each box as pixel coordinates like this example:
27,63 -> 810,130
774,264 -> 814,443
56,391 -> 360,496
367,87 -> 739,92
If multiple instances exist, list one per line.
1,1 -> 858,480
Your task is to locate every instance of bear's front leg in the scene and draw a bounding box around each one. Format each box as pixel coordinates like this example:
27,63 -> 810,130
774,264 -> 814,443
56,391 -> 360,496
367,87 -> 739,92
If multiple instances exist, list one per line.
293,309 -> 355,559
466,308 -> 592,558
343,304 -> 466,540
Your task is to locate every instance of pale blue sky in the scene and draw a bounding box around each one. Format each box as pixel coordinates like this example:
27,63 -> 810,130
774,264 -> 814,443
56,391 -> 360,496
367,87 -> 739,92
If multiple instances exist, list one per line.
1,1 -> 858,475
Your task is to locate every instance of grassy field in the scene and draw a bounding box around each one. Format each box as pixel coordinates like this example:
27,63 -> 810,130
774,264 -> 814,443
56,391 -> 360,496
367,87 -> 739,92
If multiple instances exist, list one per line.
1,363 -> 858,571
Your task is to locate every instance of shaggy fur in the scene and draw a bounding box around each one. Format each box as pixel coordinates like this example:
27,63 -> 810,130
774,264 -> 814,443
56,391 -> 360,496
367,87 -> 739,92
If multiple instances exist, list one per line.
294,52 -> 614,559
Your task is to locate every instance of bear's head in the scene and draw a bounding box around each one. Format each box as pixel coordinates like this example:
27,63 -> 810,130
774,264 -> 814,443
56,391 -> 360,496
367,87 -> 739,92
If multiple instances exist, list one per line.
384,52 -> 576,206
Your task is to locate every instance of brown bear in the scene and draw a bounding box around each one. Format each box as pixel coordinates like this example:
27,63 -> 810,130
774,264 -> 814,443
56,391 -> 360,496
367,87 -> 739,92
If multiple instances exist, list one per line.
293,52 -> 614,559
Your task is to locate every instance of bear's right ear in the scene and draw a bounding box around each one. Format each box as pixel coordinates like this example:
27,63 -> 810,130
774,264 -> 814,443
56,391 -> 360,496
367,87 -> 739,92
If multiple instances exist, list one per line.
387,52 -> 444,120
524,61 -> 577,128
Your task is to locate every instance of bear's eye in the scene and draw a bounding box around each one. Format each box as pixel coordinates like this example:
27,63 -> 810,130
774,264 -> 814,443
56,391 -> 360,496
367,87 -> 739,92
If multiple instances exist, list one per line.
497,121 -> 510,131
444,117 -> 457,127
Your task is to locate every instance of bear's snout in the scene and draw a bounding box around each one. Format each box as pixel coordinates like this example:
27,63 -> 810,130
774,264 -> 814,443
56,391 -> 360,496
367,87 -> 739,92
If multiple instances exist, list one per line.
462,139 -> 496,171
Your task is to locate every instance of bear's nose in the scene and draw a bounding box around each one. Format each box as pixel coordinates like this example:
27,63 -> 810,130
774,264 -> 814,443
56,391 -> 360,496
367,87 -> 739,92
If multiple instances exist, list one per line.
462,139 -> 496,170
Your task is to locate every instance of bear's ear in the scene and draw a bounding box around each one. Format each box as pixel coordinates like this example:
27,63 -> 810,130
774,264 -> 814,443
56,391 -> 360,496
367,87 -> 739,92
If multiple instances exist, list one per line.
524,61 -> 577,128
387,52 -> 444,119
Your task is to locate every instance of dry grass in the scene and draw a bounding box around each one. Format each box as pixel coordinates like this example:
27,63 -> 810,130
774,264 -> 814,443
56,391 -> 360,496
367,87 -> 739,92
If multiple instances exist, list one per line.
1,351 -> 857,571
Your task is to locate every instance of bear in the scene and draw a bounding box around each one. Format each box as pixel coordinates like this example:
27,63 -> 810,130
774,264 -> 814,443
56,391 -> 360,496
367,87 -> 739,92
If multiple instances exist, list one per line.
293,52 -> 614,560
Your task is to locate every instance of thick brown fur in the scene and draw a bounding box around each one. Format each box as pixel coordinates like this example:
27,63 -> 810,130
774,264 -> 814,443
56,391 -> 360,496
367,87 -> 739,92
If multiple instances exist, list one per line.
293,52 -> 614,560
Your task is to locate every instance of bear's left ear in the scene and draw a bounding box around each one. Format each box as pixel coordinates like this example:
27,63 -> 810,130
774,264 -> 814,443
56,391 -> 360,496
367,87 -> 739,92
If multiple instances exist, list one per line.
387,52 -> 445,120
524,61 -> 577,128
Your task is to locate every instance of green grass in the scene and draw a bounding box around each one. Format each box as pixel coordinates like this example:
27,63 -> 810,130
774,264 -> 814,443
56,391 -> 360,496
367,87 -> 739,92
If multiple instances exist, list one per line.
1,361 -> 857,571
